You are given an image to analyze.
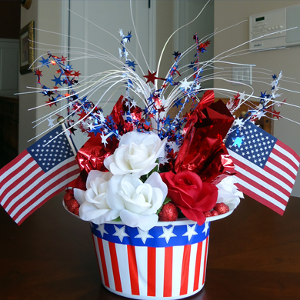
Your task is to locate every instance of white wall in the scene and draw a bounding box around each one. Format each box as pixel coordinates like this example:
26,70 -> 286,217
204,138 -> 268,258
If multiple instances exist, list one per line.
19,0 -> 62,152
214,0 -> 300,196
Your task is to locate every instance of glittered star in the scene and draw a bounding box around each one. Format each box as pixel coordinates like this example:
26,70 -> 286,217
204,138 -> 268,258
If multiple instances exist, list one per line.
34,69 -> 43,77
159,226 -> 177,243
39,56 -> 50,68
272,110 -> 281,120
172,51 -> 181,59
183,224 -> 198,241
123,31 -> 132,43
126,60 -> 137,70
143,70 -> 165,84
179,78 -> 192,91
113,225 -> 129,242
234,118 -> 245,128
232,136 -> 244,148
239,91 -> 246,101
47,117 -> 55,128
100,133 -> 108,146
51,74 -> 63,86
143,70 -> 157,84
134,228 -> 154,244
202,222 -> 209,235
256,110 -> 266,120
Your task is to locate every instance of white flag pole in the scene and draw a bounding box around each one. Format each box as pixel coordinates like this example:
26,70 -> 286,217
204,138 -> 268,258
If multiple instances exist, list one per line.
57,117 -> 77,157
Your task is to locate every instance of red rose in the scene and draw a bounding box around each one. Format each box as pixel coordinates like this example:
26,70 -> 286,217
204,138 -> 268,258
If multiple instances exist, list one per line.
160,170 -> 218,225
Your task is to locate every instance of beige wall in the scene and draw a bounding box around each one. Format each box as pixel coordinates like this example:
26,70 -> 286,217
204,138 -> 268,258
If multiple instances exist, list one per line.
214,0 -> 300,196
156,0 -> 175,80
19,0 -> 62,152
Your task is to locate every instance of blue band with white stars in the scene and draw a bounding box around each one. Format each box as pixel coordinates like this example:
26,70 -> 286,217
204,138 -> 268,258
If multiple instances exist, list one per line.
90,221 -> 210,247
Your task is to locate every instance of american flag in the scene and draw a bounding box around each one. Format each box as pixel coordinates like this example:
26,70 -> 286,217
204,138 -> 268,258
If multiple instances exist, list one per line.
225,121 -> 300,215
0,126 -> 80,225
90,221 -> 210,298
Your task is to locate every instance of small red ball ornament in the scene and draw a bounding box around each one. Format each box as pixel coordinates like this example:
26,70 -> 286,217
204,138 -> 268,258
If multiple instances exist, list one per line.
159,203 -> 178,221
210,210 -> 219,216
66,199 -> 80,215
214,203 -> 229,215
204,211 -> 212,217
64,189 -> 74,201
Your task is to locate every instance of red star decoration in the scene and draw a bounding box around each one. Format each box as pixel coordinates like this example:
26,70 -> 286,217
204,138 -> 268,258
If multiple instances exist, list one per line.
64,69 -> 73,77
233,93 -> 240,106
158,106 -> 166,114
73,71 -> 81,77
46,100 -> 55,107
78,112 -> 87,120
60,56 -> 67,63
143,70 -> 166,84
35,69 -> 42,77
143,70 -> 157,84
272,110 -> 281,120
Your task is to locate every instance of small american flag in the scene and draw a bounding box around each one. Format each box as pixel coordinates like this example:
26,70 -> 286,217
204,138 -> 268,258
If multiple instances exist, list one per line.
0,126 -> 80,225
91,221 -> 210,298
225,121 -> 300,215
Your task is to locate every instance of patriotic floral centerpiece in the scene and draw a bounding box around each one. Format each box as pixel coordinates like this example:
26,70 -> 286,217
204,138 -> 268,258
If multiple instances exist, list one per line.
1,2 -> 300,299
52,33 -> 244,230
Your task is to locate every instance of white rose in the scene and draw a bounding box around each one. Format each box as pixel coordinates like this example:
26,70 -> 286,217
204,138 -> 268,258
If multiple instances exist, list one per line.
104,131 -> 166,177
106,172 -> 168,231
74,170 -> 119,224
216,176 -> 244,210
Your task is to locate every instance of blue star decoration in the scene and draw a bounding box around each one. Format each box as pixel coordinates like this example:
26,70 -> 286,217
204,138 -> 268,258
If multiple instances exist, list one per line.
51,74 -> 63,86
39,57 -> 50,68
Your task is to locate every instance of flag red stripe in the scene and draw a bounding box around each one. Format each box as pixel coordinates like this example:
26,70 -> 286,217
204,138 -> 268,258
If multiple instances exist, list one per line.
16,169 -> 79,225
0,150 -> 28,176
2,163 -> 41,209
147,247 -> 156,296
97,238 -> 110,287
268,155 -> 297,181
276,140 -> 300,169
193,241 -> 203,291
180,244 -> 191,295
4,167 -> 43,211
233,158 -> 292,196
10,164 -> 79,223
163,247 -> 173,297
235,171 -> 288,207
0,155 -> 36,206
8,161 -> 78,216
202,237 -> 209,285
108,241 -> 122,292
236,183 -> 284,215
263,163 -> 294,189
127,245 -> 139,296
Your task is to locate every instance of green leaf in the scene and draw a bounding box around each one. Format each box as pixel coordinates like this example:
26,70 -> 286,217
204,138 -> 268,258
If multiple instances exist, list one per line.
156,196 -> 172,214
112,216 -> 121,222
140,160 -> 160,183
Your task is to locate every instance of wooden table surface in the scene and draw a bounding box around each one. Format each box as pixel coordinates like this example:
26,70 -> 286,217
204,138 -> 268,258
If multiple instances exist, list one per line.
1,193 -> 300,300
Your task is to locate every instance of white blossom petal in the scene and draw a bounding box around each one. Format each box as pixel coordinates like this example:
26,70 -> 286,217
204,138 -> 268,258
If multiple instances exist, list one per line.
74,188 -> 85,205
120,209 -> 159,231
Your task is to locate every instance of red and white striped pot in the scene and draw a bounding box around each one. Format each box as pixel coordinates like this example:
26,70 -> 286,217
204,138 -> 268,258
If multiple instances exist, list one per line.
90,211 -> 232,299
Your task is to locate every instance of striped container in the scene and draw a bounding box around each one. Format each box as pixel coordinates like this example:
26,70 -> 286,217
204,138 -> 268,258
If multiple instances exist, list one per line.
90,212 -> 232,299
